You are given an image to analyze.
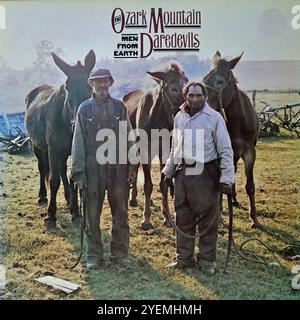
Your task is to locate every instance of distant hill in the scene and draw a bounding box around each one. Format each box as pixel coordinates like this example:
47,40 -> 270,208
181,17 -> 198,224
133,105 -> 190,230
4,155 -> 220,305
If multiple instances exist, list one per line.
1,58 -> 300,114
230,60 -> 300,91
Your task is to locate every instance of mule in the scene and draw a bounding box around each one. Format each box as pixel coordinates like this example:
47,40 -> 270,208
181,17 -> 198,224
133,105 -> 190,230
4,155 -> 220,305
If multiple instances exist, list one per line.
25,50 -> 96,228
203,51 -> 261,228
123,62 -> 188,229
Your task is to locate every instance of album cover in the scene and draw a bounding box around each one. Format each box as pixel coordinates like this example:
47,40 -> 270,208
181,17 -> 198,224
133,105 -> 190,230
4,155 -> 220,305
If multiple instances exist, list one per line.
0,0 -> 299,308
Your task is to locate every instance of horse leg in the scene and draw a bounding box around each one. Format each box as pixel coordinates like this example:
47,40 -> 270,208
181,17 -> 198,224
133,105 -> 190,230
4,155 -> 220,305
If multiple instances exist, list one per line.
130,183 -> 138,207
69,177 -> 80,222
159,160 -> 173,228
232,159 -> 239,206
141,163 -> 153,230
45,151 -> 61,229
33,146 -> 48,205
242,147 -> 261,229
60,155 -> 70,206
129,164 -> 139,207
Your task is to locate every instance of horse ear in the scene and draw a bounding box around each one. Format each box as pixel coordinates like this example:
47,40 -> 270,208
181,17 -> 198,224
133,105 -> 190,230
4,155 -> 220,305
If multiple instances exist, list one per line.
147,71 -> 166,83
51,52 -> 72,76
228,52 -> 244,70
214,51 -> 221,58
212,51 -> 221,68
84,50 -> 96,72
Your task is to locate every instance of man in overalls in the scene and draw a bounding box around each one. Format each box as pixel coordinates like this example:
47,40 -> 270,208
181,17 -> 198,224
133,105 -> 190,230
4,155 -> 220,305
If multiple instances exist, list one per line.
162,82 -> 234,275
71,68 -> 136,270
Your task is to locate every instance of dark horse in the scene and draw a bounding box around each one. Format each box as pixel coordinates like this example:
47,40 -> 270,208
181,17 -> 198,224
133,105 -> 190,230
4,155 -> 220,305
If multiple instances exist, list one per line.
25,50 -> 96,228
203,51 -> 261,228
123,62 -> 188,229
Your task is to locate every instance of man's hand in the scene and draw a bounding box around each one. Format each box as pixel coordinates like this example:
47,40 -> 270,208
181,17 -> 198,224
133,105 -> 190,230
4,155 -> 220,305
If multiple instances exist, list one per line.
220,183 -> 232,195
164,175 -> 174,198
164,176 -> 173,187
76,180 -> 87,190
127,170 -> 137,187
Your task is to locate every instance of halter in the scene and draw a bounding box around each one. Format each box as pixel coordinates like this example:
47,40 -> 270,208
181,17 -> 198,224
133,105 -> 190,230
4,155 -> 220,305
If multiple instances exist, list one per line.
158,81 -> 179,127
65,99 -> 76,130
203,72 -> 233,123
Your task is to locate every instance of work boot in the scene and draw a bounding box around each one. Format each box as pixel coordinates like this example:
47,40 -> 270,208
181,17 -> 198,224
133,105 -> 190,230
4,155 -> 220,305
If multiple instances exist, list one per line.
86,259 -> 104,270
110,256 -> 132,270
197,260 -> 216,276
166,259 -> 195,270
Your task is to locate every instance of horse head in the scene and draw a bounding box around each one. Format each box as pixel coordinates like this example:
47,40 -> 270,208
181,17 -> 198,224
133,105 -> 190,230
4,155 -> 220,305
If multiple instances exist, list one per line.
203,51 -> 243,112
51,50 -> 96,127
147,62 -> 188,120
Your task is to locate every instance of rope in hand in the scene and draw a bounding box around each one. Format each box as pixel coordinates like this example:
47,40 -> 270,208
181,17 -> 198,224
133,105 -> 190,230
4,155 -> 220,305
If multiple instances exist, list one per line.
67,188 -> 86,269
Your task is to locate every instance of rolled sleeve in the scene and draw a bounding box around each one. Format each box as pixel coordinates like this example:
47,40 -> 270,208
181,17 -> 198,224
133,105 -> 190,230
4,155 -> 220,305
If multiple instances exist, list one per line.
214,115 -> 235,185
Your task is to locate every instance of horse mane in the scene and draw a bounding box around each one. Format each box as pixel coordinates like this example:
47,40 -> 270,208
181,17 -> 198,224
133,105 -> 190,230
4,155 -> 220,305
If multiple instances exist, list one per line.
159,60 -> 186,77
212,57 -> 227,69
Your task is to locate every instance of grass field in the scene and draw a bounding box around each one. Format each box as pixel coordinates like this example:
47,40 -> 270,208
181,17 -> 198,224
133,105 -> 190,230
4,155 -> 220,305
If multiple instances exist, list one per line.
248,90 -> 300,112
1,93 -> 300,300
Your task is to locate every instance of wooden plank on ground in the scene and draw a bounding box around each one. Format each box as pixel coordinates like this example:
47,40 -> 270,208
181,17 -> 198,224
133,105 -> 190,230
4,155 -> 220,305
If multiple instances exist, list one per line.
35,276 -> 80,294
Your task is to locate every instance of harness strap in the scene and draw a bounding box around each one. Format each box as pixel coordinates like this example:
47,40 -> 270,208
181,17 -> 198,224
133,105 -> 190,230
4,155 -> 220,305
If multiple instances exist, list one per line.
203,73 -> 233,123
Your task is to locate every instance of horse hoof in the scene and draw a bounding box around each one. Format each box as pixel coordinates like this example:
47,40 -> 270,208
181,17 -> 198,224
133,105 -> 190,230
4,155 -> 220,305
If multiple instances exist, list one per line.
44,217 -> 56,230
251,222 -> 263,229
141,222 -> 153,230
163,220 -> 173,228
38,198 -> 48,206
129,199 -> 138,207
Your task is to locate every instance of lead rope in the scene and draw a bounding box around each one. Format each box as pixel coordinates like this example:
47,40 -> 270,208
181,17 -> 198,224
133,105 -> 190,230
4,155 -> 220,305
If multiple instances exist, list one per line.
223,188 -> 300,272
67,188 -> 86,269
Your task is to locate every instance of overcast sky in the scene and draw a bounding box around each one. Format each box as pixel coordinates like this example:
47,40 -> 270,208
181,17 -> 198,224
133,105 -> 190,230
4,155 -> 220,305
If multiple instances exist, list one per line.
0,0 -> 299,69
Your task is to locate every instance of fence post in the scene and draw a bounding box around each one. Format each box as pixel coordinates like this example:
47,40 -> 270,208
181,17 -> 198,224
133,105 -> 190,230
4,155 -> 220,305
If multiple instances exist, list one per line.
252,90 -> 256,110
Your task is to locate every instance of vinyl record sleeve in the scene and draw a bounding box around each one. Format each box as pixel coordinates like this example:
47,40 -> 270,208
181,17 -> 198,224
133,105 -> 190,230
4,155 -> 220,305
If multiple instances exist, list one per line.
0,0 -> 299,304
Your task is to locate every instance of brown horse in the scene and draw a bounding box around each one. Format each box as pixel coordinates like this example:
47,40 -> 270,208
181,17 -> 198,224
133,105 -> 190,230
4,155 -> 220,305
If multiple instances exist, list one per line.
123,62 -> 188,229
203,51 -> 261,228
25,50 -> 96,228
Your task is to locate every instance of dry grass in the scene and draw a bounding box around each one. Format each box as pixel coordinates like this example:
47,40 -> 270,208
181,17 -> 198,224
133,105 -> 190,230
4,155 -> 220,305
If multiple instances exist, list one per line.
247,91 -> 300,112
1,122 -> 300,300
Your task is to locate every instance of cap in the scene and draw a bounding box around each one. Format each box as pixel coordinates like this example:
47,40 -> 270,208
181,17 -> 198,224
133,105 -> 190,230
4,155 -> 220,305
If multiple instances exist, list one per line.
88,68 -> 114,85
